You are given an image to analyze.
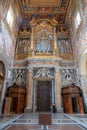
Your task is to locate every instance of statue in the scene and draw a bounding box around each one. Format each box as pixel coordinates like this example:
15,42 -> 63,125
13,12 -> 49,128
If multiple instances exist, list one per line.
13,73 -> 25,85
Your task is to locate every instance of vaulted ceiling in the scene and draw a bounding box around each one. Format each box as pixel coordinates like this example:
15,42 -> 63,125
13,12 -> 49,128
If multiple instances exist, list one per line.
16,0 -> 72,25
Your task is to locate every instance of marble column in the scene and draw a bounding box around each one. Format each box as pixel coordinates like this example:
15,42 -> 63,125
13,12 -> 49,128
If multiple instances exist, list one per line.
55,68 -> 63,112
30,27 -> 34,56
25,68 -> 33,112
53,27 -> 57,49
53,27 -> 58,56
0,78 -> 7,117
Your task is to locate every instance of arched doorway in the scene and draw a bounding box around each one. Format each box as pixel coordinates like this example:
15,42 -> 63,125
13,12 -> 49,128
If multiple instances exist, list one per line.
79,51 -> 87,76
4,86 -> 26,114
79,49 -> 87,113
0,61 -> 5,102
62,84 -> 84,114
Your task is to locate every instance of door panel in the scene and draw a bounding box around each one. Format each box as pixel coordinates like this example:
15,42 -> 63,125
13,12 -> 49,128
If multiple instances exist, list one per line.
37,81 -> 51,112
10,97 -> 18,113
72,97 -> 79,113
63,97 -> 73,113
79,97 -> 84,114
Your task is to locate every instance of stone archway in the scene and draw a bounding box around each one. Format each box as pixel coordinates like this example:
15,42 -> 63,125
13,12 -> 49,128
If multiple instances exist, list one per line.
62,84 -> 84,114
79,48 -> 87,113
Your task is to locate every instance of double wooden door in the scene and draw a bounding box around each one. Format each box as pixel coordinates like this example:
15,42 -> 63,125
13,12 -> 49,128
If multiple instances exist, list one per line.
37,81 -> 51,112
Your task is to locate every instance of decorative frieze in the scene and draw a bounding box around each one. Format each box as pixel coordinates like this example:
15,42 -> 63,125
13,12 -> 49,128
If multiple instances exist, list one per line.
59,61 -> 75,67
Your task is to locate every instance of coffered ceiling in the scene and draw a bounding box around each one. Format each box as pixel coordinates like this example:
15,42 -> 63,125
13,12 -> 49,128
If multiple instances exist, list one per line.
16,0 -> 72,25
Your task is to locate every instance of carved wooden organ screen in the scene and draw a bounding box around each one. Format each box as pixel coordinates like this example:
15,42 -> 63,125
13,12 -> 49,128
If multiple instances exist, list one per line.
16,38 -> 31,54
57,38 -> 72,54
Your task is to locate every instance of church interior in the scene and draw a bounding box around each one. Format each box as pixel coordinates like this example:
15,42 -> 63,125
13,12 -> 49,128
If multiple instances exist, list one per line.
0,0 -> 87,129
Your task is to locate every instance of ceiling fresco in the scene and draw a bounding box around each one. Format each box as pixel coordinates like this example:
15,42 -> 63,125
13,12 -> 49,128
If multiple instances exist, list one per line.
16,0 -> 72,25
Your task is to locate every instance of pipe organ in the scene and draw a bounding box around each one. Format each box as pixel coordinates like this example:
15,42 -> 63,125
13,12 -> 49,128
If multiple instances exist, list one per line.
15,19 -> 73,60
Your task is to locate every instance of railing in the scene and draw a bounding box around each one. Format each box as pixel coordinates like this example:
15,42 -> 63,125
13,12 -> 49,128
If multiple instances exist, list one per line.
15,49 -> 73,60
35,50 -> 53,56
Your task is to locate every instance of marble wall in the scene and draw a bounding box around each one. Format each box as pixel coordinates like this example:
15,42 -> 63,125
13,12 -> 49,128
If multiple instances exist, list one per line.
70,0 -> 87,112
0,0 -> 21,67
0,0 -> 22,115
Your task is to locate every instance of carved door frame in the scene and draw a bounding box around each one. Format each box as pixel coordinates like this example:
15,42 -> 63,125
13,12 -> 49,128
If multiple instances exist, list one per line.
33,79 -> 55,112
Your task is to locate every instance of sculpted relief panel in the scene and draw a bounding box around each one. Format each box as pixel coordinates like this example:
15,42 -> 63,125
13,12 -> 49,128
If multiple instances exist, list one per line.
61,69 -> 77,87
11,69 -> 27,86
33,67 -> 54,79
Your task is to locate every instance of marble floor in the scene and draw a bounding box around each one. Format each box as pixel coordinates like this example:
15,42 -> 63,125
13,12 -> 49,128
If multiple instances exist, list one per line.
0,113 -> 87,130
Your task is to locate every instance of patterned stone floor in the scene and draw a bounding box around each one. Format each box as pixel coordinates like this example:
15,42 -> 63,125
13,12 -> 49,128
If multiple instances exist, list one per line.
0,113 -> 87,130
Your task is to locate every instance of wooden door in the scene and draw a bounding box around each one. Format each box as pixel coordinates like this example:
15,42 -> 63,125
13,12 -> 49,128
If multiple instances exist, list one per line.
17,96 -> 25,113
37,81 -> 51,112
10,97 -> 18,113
4,97 -> 12,114
79,97 -> 84,114
63,97 -> 73,113
72,97 -> 79,113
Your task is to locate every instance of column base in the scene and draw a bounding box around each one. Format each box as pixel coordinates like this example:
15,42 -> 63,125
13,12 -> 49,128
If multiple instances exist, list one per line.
24,107 -> 32,113
56,107 -> 63,113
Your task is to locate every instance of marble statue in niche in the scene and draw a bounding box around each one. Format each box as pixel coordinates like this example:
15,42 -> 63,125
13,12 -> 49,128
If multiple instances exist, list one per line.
61,69 -> 76,86
65,73 -> 72,82
15,73 -> 25,85
12,69 -> 26,85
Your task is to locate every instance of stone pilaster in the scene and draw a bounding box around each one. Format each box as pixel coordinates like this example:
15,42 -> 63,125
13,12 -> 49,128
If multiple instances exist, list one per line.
0,79 -> 7,117
80,76 -> 87,113
55,68 -> 63,112
25,68 -> 33,112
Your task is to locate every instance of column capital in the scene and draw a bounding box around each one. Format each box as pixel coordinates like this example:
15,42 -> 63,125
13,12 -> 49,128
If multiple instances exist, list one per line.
55,66 -> 60,72
27,68 -> 33,73
27,66 -> 33,72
